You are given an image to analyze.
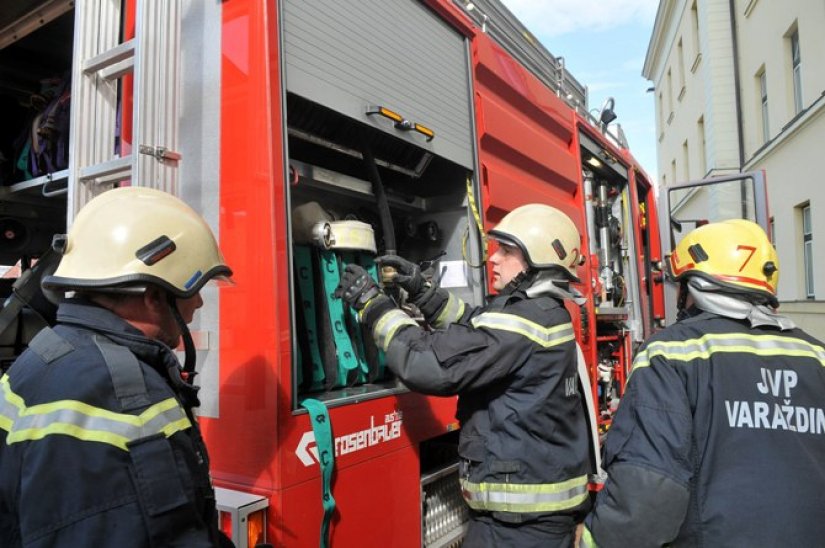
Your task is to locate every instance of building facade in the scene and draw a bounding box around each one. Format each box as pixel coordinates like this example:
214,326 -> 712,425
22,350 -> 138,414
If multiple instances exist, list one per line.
644,0 -> 825,337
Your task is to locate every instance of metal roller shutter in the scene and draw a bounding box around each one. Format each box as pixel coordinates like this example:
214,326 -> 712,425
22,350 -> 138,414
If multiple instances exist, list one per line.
283,0 -> 474,169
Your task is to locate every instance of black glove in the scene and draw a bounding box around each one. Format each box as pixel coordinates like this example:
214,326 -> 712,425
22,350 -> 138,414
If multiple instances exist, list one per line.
334,264 -> 381,311
376,255 -> 429,299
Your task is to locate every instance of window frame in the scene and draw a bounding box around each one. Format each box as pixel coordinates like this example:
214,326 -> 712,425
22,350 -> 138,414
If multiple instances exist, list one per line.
791,30 -> 802,114
802,204 -> 815,299
759,70 -> 769,143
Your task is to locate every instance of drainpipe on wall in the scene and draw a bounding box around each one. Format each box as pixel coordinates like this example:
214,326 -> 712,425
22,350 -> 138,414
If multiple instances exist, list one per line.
728,0 -> 747,217
728,0 -> 745,167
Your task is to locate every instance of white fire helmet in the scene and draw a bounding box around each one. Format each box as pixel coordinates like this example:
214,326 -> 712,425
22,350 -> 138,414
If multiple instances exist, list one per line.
43,186 -> 232,298
488,203 -> 582,282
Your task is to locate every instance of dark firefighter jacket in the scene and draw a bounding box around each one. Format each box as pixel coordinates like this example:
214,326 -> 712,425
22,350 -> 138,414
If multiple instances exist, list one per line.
364,283 -> 591,523
0,299 -> 226,547
582,311 -> 825,548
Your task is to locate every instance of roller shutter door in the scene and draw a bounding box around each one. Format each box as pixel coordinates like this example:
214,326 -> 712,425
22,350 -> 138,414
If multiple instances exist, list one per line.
283,0 -> 474,169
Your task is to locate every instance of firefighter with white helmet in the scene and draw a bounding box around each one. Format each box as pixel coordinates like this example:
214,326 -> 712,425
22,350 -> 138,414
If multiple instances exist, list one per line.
582,219 -> 825,547
336,203 -> 592,547
0,187 -> 234,547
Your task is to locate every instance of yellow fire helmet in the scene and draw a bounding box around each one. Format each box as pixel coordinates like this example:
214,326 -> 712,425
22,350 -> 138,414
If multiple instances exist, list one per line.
668,219 -> 778,301
43,186 -> 233,298
488,203 -> 583,282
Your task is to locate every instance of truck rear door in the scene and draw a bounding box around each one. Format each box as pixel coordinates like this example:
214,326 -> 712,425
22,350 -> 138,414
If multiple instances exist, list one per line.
658,171 -> 770,323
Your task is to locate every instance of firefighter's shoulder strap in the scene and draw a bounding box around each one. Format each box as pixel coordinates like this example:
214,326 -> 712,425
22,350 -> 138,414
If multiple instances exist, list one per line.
576,343 -> 606,484
300,398 -> 336,548
0,249 -> 61,339
94,334 -> 152,413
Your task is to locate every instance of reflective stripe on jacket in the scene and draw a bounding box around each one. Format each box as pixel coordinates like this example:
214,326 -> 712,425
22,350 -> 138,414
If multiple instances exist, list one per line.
378,287 -> 591,522
0,299 -> 223,548
0,375 -> 190,450
585,310 -> 825,547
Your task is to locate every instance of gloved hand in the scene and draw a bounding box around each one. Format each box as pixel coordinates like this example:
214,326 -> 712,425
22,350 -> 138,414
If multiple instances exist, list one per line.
334,264 -> 381,311
376,255 -> 429,299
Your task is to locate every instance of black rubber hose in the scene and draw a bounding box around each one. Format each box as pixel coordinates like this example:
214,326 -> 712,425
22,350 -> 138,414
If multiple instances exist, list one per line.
361,145 -> 395,254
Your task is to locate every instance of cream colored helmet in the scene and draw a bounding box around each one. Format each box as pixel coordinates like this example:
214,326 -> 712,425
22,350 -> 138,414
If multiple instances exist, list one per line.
488,204 -> 582,282
43,187 -> 232,298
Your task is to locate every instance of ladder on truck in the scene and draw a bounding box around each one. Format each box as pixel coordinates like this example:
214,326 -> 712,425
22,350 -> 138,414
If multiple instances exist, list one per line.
67,0 -> 182,223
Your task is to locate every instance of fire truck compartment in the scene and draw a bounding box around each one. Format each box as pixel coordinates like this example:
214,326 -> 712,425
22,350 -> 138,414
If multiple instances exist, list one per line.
286,92 -> 484,404
282,0 -> 481,405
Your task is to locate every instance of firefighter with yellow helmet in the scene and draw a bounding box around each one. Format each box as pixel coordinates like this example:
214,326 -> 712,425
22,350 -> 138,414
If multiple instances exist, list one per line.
582,219 -> 825,547
336,204 -> 592,547
0,187 -> 234,547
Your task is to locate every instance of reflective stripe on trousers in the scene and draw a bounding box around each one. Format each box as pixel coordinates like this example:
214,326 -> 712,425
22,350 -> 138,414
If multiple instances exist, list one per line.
461,474 -> 588,513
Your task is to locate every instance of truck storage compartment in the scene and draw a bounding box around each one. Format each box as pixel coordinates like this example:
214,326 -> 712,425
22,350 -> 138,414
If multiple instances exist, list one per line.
0,6 -> 73,366
286,94 -> 484,403
580,131 -> 643,428
0,8 -> 72,257
282,0 -> 481,404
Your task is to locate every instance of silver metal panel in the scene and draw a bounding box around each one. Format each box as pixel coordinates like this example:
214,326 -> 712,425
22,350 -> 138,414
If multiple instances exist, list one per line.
180,0 -> 223,419
67,0 -> 122,223
283,0 -> 473,169
132,0 -> 182,194
215,487 -> 269,548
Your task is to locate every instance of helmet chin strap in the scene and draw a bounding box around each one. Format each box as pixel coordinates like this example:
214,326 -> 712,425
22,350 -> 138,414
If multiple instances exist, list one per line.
676,281 -> 690,321
166,293 -> 201,407
501,269 -> 536,295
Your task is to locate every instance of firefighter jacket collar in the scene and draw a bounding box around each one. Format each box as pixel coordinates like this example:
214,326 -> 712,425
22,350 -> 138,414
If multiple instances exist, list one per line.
525,272 -> 586,305
687,278 -> 795,330
55,298 -> 183,382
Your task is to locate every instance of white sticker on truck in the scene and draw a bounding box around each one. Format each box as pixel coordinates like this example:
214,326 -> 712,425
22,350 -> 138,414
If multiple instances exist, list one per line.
295,411 -> 404,467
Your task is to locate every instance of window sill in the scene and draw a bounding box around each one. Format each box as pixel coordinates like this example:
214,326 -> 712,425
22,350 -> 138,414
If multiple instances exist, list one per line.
690,53 -> 702,74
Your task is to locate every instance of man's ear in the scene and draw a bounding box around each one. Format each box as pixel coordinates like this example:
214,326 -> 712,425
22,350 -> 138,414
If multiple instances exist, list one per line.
142,286 -> 167,316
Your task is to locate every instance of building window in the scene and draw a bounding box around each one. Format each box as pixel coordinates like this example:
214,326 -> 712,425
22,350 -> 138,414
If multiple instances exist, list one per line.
791,29 -> 802,114
690,1 -> 700,63
658,92 -> 664,134
758,69 -> 769,143
697,116 -> 706,175
667,68 -> 674,122
802,204 -> 814,298
769,216 -> 776,247
682,140 -> 689,180
677,38 -> 686,99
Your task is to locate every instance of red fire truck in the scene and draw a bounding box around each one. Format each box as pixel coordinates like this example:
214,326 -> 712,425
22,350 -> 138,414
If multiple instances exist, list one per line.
0,0 -> 667,546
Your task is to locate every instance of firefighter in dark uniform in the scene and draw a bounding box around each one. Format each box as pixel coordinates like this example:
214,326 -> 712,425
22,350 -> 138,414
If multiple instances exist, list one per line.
0,187 -> 234,547
582,219 -> 825,547
336,204 -> 592,547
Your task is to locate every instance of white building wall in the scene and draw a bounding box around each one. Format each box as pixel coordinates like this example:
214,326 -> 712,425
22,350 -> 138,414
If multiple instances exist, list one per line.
699,0 -> 740,175
646,0 -> 740,189
737,0 -> 825,158
752,113 -> 825,304
645,0 -> 825,338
